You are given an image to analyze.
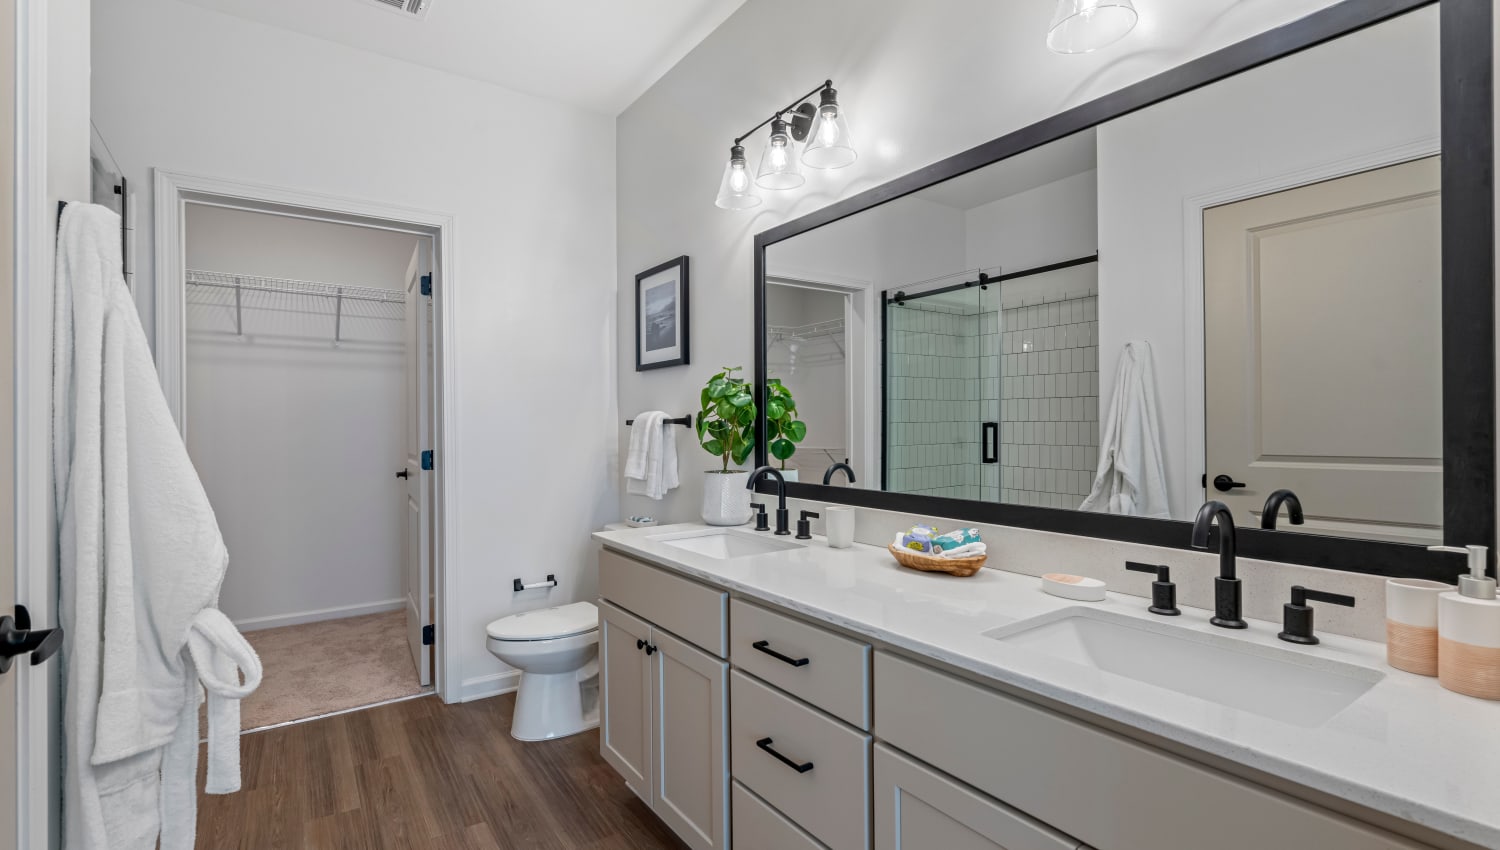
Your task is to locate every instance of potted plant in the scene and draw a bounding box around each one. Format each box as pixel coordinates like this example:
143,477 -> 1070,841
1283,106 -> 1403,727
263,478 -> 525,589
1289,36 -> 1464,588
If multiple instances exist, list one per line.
696,366 -> 757,525
764,378 -> 807,481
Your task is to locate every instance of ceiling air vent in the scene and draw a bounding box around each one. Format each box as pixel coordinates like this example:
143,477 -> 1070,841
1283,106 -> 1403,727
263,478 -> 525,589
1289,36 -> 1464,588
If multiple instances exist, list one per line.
358,0 -> 432,19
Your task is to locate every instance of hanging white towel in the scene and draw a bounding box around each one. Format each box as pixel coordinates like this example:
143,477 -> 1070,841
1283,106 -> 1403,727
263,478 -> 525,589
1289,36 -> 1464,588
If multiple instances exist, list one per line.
1080,340 -> 1171,519
54,203 -> 261,850
625,411 -> 679,500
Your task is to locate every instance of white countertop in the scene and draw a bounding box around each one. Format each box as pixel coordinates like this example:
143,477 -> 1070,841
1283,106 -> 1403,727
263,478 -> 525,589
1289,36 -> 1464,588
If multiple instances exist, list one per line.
594,522 -> 1500,849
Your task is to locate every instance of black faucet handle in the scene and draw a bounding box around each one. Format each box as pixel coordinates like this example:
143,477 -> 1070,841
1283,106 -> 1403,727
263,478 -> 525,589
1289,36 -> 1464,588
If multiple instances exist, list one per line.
1279,585 -> 1355,645
1125,562 -> 1180,616
750,503 -> 770,532
795,511 -> 819,540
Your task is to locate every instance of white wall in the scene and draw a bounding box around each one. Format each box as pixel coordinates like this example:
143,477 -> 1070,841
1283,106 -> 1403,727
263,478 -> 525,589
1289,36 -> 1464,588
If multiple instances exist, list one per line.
964,169 -> 1098,274
1096,6 -> 1440,520
93,0 -> 618,699
617,0 -> 1348,524
184,205 -> 417,629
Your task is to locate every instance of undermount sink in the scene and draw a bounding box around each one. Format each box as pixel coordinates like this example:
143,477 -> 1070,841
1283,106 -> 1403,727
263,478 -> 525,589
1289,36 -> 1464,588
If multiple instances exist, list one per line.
984,608 -> 1382,727
650,528 -> 803,559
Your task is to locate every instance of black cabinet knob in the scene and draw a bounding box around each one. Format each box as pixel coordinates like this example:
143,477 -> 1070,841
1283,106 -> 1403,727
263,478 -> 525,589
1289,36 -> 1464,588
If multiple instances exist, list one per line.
1212,474 -> 1247,492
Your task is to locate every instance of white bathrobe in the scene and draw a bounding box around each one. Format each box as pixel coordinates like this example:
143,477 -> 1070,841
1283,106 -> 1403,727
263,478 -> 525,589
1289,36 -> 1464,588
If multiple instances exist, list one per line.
1080,340 -> 1172,519
54,204 -> 262,850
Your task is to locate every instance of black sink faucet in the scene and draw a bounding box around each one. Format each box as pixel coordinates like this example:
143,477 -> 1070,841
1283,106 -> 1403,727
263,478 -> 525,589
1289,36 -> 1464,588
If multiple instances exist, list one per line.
747,466 -> 790,535
823,461 -> 857,486
1191,500 -> 1247,629
1261,489 -> 1304,530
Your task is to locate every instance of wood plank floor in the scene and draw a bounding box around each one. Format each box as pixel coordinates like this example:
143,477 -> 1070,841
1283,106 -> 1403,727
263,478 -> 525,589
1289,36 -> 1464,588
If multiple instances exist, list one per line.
197,693 -> 690,850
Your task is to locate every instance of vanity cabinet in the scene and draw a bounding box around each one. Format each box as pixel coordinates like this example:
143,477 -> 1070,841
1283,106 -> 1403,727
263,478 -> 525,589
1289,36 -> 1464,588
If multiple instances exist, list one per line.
874,744 -> 1089,850
598,552 -> 730,850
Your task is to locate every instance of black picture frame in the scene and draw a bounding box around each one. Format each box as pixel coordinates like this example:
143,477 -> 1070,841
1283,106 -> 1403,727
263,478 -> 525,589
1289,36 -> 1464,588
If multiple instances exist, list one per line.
636,255 -> 690,371
753,0 -> 1494,582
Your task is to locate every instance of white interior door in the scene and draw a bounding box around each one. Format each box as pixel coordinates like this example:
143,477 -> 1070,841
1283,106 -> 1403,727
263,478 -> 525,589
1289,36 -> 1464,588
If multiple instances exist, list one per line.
1204,156 -> 1442,542
404,243 -> 433,686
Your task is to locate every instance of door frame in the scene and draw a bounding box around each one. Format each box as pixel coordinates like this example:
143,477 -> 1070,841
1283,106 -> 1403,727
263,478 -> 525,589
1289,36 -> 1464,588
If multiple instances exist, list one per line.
152,169 -> 463,703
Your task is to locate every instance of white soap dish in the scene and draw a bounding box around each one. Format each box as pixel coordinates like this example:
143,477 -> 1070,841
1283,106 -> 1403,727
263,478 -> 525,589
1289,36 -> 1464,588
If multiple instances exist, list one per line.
626,516 -> 658,528
1042,573 -> 1107,602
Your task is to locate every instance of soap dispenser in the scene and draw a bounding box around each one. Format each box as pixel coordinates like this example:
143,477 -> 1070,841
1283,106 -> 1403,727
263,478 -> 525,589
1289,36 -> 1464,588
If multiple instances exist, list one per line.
1429,544 -> 1500,700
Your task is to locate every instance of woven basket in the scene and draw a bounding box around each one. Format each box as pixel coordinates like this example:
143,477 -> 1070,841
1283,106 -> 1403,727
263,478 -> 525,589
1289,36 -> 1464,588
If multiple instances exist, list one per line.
888,545 -> 986,578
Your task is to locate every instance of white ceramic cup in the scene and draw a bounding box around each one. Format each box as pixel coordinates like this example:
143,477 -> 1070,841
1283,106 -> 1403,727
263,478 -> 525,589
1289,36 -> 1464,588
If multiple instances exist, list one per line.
825,506 -> 856,549
1386,578 -> 1452,676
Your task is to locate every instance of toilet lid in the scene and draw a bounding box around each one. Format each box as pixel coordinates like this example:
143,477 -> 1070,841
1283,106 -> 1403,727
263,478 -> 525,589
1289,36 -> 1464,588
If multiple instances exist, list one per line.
486,601 -> 599,641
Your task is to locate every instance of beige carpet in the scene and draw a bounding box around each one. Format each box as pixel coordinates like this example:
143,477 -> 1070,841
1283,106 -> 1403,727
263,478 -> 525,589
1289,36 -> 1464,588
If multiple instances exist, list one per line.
237,610 -> 426,730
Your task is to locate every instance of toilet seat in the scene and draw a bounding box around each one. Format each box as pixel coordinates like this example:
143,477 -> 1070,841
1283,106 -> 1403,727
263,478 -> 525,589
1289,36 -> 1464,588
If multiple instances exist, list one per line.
486,601 -> 598,642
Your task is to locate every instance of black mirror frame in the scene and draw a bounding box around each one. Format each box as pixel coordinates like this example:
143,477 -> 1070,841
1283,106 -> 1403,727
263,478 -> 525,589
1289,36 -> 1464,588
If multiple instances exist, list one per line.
753,0 -> 1493,582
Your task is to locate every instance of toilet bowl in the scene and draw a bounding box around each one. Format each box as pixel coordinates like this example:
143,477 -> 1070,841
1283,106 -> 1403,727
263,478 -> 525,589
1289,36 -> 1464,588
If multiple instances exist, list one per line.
485,601 -> 600,741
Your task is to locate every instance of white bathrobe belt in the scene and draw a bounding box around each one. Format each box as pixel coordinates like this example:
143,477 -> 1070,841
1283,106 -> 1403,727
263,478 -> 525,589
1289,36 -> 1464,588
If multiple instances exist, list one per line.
184,608 -> 262,794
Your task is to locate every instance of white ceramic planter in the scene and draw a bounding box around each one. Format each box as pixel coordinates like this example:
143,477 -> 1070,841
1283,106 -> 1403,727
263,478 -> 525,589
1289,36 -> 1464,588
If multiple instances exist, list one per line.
702,470 -> 753,526
780,469 -> 799,483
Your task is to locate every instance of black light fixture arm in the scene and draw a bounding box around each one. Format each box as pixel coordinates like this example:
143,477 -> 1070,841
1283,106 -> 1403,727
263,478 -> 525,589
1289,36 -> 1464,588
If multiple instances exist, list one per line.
734,80 -> 835,145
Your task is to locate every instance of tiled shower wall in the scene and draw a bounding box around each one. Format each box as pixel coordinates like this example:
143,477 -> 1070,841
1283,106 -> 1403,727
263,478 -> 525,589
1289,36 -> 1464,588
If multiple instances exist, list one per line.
885,303 -> 980,499
993,292 -> 1100,508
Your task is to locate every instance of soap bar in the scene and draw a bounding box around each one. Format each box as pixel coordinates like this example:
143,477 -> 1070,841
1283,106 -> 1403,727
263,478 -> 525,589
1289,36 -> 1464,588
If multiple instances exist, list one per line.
1042,573 -> 1107,602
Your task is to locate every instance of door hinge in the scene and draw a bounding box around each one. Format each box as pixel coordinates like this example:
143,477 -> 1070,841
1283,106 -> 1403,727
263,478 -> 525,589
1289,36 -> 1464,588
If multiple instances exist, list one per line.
421,450 -> 434,470
422,624 -> 434,646
420,274 -> 432,297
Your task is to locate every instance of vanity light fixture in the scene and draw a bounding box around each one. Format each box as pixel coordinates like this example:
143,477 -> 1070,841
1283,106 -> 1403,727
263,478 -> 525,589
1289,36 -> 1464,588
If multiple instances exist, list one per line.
715,79 -> 857,209
1046,0 -> 1139,54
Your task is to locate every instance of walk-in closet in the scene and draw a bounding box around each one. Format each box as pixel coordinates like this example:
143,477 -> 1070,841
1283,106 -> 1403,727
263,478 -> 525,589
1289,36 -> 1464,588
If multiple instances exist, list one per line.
183,204 -> 431,729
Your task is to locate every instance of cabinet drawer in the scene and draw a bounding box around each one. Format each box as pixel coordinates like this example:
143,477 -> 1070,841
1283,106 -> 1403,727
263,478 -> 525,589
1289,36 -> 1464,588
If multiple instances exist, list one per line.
599,548 -> 727,656
874,744 -> 1083,850
732,781 -> 827,850
730,599 -> 871,728
730,671 -> 870,850
874,653 -> 1429,850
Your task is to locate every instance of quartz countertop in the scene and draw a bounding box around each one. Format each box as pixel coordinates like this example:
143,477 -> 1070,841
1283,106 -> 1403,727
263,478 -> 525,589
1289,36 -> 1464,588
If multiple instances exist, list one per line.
594,522 -> 1500,849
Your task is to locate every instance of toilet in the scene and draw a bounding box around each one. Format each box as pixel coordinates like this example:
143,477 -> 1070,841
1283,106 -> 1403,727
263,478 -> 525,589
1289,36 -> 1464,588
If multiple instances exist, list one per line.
485,601 -> 601,741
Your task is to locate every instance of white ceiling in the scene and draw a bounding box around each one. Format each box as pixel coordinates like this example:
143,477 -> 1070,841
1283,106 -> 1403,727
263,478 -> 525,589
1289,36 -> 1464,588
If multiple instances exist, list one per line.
173,0 -> 749,115
913,128 -> 1098,211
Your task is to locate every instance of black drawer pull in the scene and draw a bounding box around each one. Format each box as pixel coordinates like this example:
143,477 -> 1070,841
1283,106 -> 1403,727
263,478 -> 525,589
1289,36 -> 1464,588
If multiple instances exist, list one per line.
755,737 -> 814,774
752,640 -> 809,667
636,639 -> 646,651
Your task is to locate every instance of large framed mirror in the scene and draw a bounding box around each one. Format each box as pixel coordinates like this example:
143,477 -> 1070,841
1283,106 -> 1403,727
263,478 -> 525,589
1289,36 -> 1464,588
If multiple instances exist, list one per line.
753,0 -> 1493,580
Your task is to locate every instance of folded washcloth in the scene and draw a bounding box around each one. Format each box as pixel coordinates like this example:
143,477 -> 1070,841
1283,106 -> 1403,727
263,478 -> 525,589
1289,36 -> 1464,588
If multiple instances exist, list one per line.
938,542 -> 987,559
896,525 -> 940,553
932,527 -> 982,553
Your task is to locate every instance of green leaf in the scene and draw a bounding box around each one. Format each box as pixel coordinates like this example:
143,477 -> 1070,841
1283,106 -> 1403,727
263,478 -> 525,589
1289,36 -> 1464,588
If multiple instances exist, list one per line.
730,392 -> 753,408
716,399 -> 735,420
787,420 -> 808,442
702,438 -> 723,457
770,438 -> 795,460
736,406 -> 756,426
767,419 -> 781,438
708,379 -> 730,399
732,441 -> 754,466
766,401 -> 785,421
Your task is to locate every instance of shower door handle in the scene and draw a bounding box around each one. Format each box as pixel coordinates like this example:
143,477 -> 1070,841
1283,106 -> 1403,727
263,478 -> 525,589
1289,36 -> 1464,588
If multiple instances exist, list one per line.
982,422 -> 998,464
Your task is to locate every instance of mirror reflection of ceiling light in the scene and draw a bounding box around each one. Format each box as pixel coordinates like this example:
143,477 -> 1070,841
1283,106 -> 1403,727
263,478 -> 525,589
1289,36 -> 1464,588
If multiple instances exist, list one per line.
1047,0 -> 1139,54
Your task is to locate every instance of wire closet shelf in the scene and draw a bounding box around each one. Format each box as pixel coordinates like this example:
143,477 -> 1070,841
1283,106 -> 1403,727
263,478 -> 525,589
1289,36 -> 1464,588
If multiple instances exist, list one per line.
185,269 -> 407,344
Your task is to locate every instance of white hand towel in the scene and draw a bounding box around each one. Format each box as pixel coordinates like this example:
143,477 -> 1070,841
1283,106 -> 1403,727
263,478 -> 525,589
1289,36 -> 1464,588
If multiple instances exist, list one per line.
1080,340 -> 1171,519
625,412 -> 679,500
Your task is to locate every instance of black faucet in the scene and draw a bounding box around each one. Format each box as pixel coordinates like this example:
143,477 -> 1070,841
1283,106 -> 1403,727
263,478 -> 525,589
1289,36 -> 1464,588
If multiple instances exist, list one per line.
823,461 -> 857,486
1191,500 -> 1246,629
1261,489 -> 1304,530
747,466 -> 790,535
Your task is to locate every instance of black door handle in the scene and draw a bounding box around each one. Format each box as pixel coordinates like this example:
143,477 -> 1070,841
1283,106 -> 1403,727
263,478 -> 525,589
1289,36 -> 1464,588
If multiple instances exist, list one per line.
756,737 -> 814,773
0,605 -> 63,674
396,469 -> 410,479
1212,474 -> 1247,492
752,640 -> 809,667
981,422 -> 998,464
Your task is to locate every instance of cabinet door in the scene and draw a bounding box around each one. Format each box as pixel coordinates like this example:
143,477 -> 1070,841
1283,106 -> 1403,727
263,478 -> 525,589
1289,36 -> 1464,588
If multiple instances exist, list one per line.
652,628 -> 729,850
599,602 -> 654,802
875,745 -> 1082,850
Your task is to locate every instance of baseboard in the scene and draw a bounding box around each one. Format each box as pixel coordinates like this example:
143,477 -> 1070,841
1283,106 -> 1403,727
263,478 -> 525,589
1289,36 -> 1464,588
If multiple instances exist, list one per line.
234,598 -> 405,632
460,670 -> 521,703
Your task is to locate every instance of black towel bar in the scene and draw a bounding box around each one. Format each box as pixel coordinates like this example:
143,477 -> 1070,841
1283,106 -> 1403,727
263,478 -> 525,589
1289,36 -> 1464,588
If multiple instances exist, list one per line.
625,414 -> 695,428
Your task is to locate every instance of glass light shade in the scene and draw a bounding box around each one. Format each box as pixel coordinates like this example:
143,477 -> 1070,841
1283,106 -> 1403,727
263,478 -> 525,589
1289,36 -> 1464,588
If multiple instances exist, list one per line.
803,101 -> 857,169
715,145 -> 762,210
756,119 -> 805,190
1047,0 -> 1138,54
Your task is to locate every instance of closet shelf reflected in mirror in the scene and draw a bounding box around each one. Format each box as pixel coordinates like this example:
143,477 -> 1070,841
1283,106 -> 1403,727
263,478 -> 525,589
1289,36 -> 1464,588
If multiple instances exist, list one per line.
185,269 -> 407,346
